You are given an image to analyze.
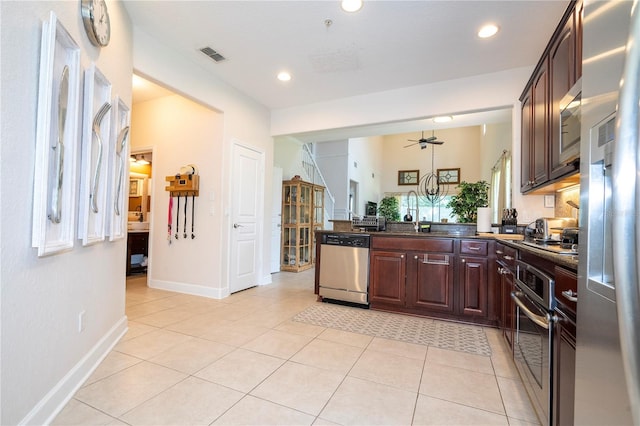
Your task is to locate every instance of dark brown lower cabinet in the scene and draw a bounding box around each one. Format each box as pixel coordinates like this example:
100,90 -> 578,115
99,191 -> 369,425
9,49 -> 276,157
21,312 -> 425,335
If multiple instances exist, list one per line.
553,308 -> 576,426
126,232 -> 148,276
500,268 -> 515,350
406,252 -> 455,313
369,250 -> 406,306
459,255 -> 488,318
553,266 -> 577,426
368,236 -> 492,325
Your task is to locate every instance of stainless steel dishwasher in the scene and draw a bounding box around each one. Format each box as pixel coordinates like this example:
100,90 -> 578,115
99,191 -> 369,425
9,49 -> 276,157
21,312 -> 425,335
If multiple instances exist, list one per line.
319,233 -> 370,305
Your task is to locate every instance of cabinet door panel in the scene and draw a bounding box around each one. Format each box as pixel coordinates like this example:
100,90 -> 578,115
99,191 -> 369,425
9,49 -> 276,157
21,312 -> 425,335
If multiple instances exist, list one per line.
550,16 -> 577,180
532,58 -> 550,187
460,256 -> 488,317
520,89 -> 533,192
407,253 -> 454,313
501,270 -> 515,350
553,310 -> 576,426
370,251 -> 406,306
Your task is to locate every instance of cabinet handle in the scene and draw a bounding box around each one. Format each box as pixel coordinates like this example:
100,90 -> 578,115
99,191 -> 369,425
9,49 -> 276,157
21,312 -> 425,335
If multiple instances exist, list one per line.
400,255 -> 404,258
414,256 -> 418,260
462,259 -> 466,263
420,254 -> 450,265
511,291 -> 552,329
562,290 -> 578,302
468,246 -> 481,251
504,255 -> 514,260
496,250 -> 504,255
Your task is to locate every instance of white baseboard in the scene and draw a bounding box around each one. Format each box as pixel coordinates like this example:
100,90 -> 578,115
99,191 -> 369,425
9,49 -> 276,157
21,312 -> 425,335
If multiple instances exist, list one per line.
23,316 -> 128,426
259,273 -> 272,286
149,278 -> 225,299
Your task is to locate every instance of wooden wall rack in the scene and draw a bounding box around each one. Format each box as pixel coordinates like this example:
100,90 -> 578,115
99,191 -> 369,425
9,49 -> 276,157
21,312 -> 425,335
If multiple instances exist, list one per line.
165,174 -> 200,197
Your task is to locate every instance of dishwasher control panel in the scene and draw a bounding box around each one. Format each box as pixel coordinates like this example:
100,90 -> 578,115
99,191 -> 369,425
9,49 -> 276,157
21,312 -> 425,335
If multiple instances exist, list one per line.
322,233 -> 370,248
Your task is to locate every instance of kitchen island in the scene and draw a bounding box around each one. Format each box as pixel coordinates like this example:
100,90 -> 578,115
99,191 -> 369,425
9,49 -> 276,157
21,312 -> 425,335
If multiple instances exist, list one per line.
315,227 -> 577,326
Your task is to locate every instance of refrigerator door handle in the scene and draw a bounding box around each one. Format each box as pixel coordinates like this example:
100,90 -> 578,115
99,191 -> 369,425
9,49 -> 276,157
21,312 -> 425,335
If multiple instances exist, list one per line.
612,2 -> 640,423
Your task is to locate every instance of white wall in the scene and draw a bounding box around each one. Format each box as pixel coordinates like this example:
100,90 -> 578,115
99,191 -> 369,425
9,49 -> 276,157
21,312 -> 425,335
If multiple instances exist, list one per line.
0,1 -> 132,424
380,126 -> 483,195
272,67 -> 550,224
132,28 -> 273,291
274,136 -> 304,181
315,141 -> 349,219
131,94 -> 225,296
348,136 -> 384,215
480,122 -> 513,184
271,67 -> 532,137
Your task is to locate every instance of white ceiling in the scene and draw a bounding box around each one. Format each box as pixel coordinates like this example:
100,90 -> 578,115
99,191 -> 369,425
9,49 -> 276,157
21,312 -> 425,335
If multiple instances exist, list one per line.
125,0 -> 570,138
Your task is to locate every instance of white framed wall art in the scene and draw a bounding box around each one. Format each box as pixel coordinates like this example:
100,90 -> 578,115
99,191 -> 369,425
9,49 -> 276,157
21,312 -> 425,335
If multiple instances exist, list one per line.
78,63 -> 112,246
106,96 -> 130,241
32,12 -> 81,257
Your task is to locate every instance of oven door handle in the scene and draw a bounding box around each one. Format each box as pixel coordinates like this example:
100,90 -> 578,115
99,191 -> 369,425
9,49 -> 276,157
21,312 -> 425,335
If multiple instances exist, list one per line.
511,291 -> 552,329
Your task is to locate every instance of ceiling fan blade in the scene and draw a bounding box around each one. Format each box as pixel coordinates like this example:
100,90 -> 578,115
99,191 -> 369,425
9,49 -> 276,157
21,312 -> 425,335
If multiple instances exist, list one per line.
403,142 -> 419,148
407,139 -> 419,142
430,140 -> 445,145
423,136 -> 438,142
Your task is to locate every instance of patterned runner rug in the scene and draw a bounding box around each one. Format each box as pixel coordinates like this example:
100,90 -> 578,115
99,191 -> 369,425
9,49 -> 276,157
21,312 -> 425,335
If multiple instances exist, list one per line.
293,303 -> 491,356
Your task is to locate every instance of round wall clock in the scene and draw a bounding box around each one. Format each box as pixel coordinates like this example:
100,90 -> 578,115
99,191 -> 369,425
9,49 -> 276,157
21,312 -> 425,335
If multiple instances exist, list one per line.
81,0 -> 111,47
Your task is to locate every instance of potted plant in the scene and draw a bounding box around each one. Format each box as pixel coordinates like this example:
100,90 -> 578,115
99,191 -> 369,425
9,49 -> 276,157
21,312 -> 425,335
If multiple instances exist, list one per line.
378,196 -> 401,221
446,181 -> 490,223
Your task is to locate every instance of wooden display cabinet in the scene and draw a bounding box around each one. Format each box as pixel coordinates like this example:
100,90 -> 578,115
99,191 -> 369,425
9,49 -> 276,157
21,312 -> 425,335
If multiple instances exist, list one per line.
281,179 -> 324,272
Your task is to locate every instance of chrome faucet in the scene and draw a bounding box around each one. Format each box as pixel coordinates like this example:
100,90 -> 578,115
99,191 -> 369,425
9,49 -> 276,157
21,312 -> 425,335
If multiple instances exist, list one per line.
407,190 -> 420,232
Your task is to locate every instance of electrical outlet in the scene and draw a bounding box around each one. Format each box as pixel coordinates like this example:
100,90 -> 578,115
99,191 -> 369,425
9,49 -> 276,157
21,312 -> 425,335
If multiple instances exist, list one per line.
78,310 -> 86,333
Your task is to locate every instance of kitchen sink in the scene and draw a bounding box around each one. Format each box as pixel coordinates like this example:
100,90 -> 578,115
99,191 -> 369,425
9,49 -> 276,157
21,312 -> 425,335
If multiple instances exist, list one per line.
128,221 -> 149,231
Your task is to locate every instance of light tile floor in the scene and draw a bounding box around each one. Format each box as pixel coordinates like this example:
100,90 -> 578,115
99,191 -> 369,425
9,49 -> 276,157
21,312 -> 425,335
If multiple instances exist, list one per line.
53,269 -> 540,426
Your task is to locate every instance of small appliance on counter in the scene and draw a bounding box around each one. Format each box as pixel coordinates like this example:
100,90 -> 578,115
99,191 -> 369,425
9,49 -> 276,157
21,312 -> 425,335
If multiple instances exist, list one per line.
561,227 -> 579,249
501,208 -> 518,233
351,215 -> 386,231
532,217 -> 577,242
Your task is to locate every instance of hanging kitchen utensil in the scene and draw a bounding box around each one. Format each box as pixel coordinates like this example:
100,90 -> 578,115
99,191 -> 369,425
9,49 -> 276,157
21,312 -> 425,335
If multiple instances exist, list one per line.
191,193 -> 196,239
167,195 -> 173,244
49,65 -> 69,224
183,193 -> 188,239
114,126 -> 129,216
175,193 -> 180,239
90,101 -> 111,213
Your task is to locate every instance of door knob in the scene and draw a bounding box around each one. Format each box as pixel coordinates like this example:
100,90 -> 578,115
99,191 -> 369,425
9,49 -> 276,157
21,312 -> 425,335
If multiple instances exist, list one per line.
233,223 -> 243,228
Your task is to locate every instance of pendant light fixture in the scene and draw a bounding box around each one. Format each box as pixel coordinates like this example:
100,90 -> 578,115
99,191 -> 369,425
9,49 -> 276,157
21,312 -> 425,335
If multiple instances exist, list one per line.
417,132 -> 448,220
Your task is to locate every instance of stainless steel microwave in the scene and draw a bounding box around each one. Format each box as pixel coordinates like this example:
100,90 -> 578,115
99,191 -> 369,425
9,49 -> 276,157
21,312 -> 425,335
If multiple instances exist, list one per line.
559,79 -> 582,164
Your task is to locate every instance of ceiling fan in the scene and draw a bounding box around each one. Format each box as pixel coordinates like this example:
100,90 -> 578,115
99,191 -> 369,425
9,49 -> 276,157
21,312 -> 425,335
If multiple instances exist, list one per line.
404,131 -> 445,149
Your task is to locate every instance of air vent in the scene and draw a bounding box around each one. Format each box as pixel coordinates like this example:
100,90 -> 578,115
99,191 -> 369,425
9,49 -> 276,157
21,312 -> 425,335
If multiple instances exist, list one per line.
199,47 -> 226,62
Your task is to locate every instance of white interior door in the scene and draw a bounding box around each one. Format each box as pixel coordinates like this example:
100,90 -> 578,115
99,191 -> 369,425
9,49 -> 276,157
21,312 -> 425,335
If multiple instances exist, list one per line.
230,143 -> 264,293
271,167 -> 283,273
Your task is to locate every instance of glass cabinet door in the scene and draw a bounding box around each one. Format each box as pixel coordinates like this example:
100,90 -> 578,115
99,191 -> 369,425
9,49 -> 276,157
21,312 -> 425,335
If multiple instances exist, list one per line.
280,180 -> 324,272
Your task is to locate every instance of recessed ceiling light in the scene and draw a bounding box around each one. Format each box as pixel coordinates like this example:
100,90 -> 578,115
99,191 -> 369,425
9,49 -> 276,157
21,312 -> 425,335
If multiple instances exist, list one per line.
277,71 -> 292,82
341,0 -> 363,13
478,24 -> 499,39
433,116 -> 453,123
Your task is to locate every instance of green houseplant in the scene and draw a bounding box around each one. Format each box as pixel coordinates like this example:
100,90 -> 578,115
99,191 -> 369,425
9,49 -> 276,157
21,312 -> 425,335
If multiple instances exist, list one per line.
378,196 -> 401,221
446,181 -> 490,223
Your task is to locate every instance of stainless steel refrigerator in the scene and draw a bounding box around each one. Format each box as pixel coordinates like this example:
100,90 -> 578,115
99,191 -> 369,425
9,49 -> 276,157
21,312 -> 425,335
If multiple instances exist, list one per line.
575,1 -> 640,424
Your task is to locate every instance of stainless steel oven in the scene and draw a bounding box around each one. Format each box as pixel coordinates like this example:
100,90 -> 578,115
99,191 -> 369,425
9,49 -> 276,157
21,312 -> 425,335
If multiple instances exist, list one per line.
512,260 -> 555,425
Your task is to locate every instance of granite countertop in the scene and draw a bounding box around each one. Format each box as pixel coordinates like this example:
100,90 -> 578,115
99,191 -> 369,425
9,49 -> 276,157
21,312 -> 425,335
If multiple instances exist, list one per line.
316,228 -> 578,269
316,228 -> 523,241
499,239 -> 579,270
